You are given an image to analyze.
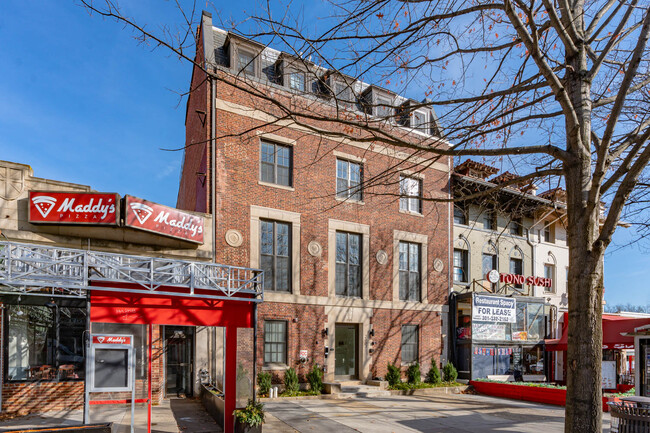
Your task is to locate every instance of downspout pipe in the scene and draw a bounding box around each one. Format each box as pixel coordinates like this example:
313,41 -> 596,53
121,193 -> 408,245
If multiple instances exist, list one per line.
211,78 -> 216,263
526,228 -> 535,297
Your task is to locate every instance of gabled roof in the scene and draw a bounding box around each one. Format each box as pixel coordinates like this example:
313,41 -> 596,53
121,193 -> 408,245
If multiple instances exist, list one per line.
539,187 -> 567,203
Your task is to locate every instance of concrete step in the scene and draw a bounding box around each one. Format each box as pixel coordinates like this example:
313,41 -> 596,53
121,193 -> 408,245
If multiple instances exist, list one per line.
338,385 -> 391,398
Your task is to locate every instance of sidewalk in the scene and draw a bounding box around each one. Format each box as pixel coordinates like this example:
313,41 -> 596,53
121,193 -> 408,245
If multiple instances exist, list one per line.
262,393 -> 612,433
0,399 -> 221,433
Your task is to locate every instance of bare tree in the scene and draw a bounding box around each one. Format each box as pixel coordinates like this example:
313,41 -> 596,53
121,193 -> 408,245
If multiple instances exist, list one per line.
81,1 -> 650,431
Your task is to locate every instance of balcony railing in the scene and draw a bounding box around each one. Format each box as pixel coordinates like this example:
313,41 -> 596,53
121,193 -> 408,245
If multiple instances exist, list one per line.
0,241 -> 263,302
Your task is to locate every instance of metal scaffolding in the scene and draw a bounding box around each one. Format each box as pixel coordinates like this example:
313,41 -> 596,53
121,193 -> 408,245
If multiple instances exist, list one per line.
0,241 -> 263,301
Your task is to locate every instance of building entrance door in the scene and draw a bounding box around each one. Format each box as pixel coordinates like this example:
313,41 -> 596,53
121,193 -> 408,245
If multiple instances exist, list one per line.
335,324 -> 358,380
164,326 -> 194,397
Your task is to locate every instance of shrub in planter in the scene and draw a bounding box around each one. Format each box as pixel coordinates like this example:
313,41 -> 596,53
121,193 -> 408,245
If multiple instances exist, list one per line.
234,398 -> 265,433
385,363 -> 402,387
425,360 -> 442,384
307,364 -> 324,394
284,367 -> 300,394
442,362 -> 458,383
406,363 -> 421,385
257,372 -> 272,397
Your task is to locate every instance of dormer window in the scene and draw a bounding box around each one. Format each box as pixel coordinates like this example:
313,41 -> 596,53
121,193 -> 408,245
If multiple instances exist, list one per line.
413,111 -> 427,131
289,72 -> 305,91
376,96 -> 393,119
237,49 -> 256,76
334,81 -> 353,109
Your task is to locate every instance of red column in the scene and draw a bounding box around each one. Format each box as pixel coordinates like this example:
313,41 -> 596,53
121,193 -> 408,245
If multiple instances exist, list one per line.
147,324 -> 152,433
225,326 -> 238,433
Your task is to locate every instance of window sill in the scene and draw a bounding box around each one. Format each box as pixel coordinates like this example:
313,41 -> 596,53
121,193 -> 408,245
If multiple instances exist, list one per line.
399,209 -> 424,217
262,364 -> 289,371
335,196 -> 365,205
400,361 -> 419,367
258,180 -> 295,191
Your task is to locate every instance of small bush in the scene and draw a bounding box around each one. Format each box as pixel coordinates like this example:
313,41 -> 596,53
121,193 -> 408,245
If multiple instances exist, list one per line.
233,398 -> 265,427
284,367 -> 299,394
306,364 -> 323,394
425,360 -> 442,384
257,372 -> 272,397
442,362 -> 458,383
385,363 -> 402,386
406,363 -> 421,385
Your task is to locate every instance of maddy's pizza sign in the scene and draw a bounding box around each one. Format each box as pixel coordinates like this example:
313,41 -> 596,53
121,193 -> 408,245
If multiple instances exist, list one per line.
124,195 -> 204,244
29,191 -> 120,225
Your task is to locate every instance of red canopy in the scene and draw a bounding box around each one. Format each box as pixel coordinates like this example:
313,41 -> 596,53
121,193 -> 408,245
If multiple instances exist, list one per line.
545,312 -> 650,351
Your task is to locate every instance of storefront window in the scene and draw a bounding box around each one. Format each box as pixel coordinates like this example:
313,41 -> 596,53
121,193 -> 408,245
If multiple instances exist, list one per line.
526,303 -> 544,340
5,304 -> 86,381
523,346 -> 544,375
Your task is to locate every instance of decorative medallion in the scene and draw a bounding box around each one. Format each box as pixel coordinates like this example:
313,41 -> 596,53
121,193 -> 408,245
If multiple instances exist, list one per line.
376,250 -> 388,265
225,229 -> 243,247
433,258 -> 444,273
307,241 -> 322,257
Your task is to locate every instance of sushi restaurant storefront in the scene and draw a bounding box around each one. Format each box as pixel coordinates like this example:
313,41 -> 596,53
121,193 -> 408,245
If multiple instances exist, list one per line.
451,292 -> 551,381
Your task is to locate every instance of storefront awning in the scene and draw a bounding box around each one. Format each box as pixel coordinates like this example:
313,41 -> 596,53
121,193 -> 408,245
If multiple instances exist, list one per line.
545,312 -> 650,351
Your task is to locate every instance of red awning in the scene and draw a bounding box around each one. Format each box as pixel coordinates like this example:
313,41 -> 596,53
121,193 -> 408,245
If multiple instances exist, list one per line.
545,312 -> 650,351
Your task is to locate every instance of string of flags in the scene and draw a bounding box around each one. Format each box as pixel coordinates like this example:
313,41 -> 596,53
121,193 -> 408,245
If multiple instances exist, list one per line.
474,347 -> 513,356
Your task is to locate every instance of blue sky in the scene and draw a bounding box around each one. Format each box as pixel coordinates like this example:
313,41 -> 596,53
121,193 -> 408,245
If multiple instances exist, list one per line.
0,1 -> 645,307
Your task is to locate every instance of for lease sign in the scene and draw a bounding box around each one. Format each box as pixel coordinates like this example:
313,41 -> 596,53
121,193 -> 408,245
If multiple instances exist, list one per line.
472,295 -> 516,323
124,195 -> 204,243
29,191 -> 119,225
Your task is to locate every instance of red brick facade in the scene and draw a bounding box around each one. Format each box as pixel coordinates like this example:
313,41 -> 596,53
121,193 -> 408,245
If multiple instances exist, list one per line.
177,13 -> 451,386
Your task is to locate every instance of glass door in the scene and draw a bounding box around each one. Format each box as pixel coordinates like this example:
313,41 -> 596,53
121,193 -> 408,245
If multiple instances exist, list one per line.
164,326 -> 194,397
334,324 -> 357,380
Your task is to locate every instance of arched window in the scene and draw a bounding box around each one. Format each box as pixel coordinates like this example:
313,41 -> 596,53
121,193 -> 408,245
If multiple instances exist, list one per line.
482,242 -> 498,290
544,252 -> 557,293
509,246 -> 524,289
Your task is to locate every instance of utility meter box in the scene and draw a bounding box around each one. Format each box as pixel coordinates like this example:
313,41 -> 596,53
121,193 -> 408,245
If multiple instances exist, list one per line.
89,334 -> 134,392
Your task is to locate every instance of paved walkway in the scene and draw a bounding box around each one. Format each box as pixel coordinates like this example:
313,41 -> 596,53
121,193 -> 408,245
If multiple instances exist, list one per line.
263,393 -> 612,433
0,399 -> 221,433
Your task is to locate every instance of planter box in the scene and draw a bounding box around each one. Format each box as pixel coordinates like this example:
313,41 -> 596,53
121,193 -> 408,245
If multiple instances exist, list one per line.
234,420 -> 262,433
470,381 -> 613,411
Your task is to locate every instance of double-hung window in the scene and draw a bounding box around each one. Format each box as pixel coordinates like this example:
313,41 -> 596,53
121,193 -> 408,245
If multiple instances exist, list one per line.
399,241 -> 421,301
260,220 -> 291,292
543,224 -> 554,243
260,141 -> 292,187
237,49 -> 256,75
484,211 -> 496,230
335,232 -> 362,297
289,72 -> 305,91
399,176 -> 422,214
510,218 -> 523,236
510,257 -> 523,289
454,205 -> 467,225
412,111 -> 427,131
264,320 -> 287,364
336,159 -> 362,201
544,264 -> 556,293
401,325 -> 419,364
453,249 -> 468,283
376,97 -> 393,119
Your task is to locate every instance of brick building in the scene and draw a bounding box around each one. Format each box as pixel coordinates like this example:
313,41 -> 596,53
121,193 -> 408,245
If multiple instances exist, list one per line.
176,12 -> 452,384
